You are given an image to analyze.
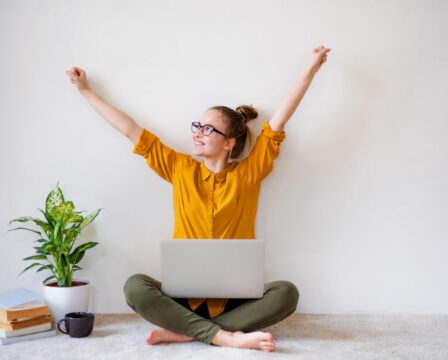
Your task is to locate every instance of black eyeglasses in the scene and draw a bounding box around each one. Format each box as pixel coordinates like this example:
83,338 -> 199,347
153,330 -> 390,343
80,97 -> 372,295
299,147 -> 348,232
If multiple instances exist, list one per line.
191,122 -> 227,137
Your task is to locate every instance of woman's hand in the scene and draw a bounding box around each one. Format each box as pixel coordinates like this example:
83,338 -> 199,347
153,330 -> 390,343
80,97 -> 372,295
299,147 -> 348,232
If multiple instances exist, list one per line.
65,66 -> 90,92
308,45 -> 331,75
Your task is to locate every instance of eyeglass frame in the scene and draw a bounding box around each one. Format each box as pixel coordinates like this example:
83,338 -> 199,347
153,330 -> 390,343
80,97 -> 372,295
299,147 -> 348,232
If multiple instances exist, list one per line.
191,121 -> 227,137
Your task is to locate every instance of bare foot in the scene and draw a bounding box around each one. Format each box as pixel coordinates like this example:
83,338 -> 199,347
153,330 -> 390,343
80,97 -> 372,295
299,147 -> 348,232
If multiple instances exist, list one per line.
146,327 -> 194,345
212,329 -> 275,352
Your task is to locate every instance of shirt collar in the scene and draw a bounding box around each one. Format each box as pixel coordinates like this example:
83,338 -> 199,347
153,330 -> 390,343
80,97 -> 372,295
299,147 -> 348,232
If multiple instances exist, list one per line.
200,161 -> 231,182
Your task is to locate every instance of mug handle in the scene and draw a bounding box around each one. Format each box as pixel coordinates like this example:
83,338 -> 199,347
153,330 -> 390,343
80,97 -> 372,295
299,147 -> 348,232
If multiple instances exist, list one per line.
57,319 -> 68,334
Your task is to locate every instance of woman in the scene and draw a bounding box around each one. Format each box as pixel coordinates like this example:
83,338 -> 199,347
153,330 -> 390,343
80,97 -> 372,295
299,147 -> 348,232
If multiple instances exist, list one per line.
66,45 -> 330,352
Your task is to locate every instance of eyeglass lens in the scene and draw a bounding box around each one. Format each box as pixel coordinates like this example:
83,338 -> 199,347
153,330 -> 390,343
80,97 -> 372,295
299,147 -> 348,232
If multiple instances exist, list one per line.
192,123 -> 213,136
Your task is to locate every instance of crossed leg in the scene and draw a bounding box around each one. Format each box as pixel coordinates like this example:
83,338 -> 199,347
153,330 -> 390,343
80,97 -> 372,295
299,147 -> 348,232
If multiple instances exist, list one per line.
123,274 -> 299,351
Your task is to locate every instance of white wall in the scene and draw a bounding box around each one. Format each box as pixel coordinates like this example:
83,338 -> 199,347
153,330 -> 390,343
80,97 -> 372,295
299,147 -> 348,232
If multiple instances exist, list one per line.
1,0 -> 447,314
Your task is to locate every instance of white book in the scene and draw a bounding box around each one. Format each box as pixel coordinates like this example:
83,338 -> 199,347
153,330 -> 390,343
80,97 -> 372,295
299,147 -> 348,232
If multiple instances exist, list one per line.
0,329 -> 57,345
0,322 -> 52,338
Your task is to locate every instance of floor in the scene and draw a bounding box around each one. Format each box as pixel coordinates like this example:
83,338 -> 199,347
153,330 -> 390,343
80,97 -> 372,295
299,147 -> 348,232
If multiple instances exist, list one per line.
1,313 -> 447,359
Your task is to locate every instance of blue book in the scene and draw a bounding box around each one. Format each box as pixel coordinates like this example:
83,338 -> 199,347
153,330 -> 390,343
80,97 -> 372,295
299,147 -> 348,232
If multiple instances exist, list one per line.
0,288 -> 45,310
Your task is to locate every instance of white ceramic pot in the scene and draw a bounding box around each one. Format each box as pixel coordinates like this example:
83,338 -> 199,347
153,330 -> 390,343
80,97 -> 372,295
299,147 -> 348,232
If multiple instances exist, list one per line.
43,279 -> 91,324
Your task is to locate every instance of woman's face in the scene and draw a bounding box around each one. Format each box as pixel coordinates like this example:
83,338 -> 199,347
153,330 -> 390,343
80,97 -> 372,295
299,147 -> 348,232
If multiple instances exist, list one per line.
192,110 -> 234,159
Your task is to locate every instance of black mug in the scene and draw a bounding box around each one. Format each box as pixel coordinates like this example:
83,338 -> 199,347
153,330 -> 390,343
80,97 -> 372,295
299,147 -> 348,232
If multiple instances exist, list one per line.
57,312 -> 95,338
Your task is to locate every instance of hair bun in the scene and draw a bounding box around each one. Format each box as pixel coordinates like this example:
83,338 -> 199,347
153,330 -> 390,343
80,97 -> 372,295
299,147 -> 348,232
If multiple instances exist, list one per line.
235,104 -> 258,124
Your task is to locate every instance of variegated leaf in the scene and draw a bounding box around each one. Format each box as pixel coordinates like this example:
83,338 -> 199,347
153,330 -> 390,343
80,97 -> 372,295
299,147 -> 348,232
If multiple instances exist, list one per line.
45,183 -> 65,214
79,208 -> 102,231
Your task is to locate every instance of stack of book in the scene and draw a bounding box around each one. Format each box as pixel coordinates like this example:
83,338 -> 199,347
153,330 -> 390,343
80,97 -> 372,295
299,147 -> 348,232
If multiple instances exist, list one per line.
0,288 -> 56,345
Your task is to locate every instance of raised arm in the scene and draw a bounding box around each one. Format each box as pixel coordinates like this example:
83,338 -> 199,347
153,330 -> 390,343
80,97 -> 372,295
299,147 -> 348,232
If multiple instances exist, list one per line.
269,45 -> 331,132
65,66 -> 142,144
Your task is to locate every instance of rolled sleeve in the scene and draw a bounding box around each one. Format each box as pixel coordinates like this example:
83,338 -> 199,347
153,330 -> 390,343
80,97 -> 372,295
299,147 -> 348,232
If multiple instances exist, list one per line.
132,128 -> 157,157
261,121 -> 286,143
240,121 -> 286,183
132,128 -> 178,183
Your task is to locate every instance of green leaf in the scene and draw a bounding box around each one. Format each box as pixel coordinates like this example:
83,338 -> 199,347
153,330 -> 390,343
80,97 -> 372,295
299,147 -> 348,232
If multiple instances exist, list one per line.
29,218 -> 50,231
42,242 -> 56,252
42,275 -> 56,285
37,264 -> 53,273
8,216 -> 32,225
64,226 -> 80,244
7,227 -> 42,236
9,216 -> 51,239
71,250 -> 85,264
51,201 -> 74,221
45,183 -> 65,215
35,242 -> 55,255
34,246 -> 48,255
79,208 -> 102,231
23,254 -> 47,261
24,217 -> 53,239
57,279 -> 66,287
69,242 -> 99,264
62,226 -> 78,249
8,216 -> 48,228
67,214 -> 84,224
33,239 -> 47,245
18,262 -> 41,276
38,208 -> 56,227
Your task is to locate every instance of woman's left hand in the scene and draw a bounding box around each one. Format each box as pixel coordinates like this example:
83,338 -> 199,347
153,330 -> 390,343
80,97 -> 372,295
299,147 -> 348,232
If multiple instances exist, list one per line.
308,45 -> 331,75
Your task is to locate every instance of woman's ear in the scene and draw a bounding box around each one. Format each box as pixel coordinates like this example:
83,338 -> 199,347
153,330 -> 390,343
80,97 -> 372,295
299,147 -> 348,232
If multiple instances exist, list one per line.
224,137 -> 236,151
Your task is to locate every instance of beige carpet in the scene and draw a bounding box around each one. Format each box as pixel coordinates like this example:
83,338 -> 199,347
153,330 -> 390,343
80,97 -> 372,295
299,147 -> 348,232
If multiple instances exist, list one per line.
1,313 -> 447,359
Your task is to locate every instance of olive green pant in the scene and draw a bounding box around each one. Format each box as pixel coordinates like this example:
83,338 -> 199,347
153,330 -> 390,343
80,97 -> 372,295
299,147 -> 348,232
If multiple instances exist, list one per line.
123,273 -> 299,344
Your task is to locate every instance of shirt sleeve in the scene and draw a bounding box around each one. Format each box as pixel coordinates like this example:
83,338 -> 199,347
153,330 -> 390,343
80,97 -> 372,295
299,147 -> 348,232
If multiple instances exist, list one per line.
132,127 -> 191,184
240,121 -> 286,183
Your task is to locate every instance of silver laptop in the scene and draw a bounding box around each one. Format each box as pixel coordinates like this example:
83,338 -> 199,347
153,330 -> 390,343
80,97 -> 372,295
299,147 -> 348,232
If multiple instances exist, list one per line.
161,239 -> 264,299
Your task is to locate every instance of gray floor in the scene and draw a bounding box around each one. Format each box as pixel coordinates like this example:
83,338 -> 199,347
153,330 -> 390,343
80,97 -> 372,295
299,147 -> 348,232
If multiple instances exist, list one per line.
1,313 -> 447,359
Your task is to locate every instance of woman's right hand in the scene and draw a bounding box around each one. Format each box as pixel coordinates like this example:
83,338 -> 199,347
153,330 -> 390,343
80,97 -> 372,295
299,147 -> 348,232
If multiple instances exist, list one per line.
66,66 -> 90,92
307,45 -> 331,75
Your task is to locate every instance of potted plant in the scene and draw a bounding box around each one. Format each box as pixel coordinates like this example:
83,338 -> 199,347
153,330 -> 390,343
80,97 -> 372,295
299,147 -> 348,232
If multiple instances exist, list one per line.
8,182 -> 102,323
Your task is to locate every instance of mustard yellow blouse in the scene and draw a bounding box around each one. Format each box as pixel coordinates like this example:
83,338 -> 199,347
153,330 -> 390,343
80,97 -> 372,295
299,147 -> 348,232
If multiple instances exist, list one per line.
132,120 -> 286,318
